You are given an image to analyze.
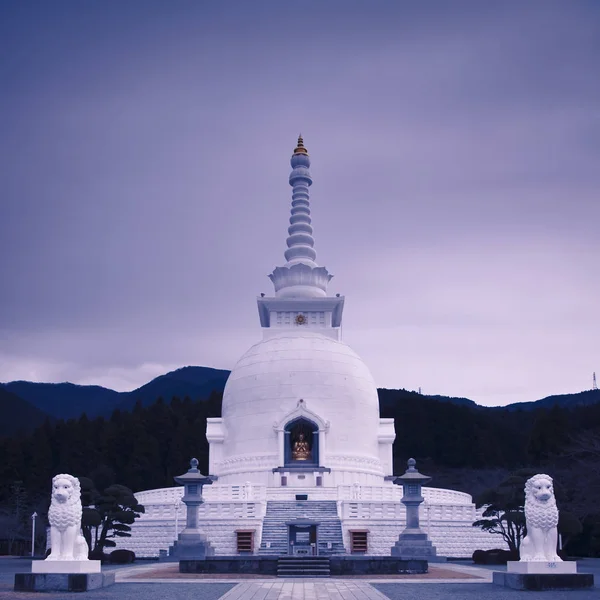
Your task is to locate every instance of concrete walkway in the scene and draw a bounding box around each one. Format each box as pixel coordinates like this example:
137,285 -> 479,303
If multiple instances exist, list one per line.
2,558 -> 598,600
220,580 -> 389,600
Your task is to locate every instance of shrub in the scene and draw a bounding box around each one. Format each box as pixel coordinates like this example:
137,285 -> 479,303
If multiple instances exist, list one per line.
108,549 -> 136,564
89,548 -> 109,562
472,548 -> 518,565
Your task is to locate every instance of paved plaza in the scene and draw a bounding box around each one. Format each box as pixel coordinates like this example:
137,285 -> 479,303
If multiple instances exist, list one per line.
1,558 -> 598,599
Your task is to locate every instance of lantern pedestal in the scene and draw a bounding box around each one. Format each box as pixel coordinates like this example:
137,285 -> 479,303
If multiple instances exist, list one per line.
391,532 -> 438,560
171,533 -> 214,560
170,458 -> 215,560
391,459 -> 440,561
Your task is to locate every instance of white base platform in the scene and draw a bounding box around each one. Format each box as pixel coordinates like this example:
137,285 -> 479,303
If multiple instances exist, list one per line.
507,561 -> 577,574
32,560 -> 102,574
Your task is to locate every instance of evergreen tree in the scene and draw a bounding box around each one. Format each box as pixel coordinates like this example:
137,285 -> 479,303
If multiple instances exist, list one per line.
527,406 -> 570,461
80,477 -> 144,557
473,469 -> 538,553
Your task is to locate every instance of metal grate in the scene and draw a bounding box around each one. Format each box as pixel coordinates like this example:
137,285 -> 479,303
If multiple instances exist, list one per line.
350,530 -> 368,553
236,530 -> 254,553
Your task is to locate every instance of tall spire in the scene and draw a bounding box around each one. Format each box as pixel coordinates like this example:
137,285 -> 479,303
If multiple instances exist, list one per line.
285,135 -> 316,266
268,137 -> 333,298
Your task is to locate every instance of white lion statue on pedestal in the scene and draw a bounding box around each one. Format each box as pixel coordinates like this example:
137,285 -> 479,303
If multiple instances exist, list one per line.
46,474 -> 89,561
519,473 -> 561,562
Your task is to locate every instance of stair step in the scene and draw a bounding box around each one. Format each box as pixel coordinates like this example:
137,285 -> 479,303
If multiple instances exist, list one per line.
278,566 -> 330,570
277,574 -> 331,578
277,555 -> 331,577
260,501 -> 344,557
278,571 -> 330,576
278,557 -> 330,559
277,557 -> 331,562
278,564 -> 330,566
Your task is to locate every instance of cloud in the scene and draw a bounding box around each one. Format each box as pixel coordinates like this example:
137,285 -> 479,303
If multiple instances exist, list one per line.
0,1 -> 598,405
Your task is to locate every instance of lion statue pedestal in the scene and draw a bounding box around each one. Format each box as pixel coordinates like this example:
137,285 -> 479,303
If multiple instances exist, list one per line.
493,474 -> 593,591
14,474 -> 115,593
508,474 -> 574,574
32,474 -> 100,575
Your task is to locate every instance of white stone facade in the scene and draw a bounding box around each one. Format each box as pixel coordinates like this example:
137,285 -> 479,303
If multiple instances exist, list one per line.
117,483 -> 505,558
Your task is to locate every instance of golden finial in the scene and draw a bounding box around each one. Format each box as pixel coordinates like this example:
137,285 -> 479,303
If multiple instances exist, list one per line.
294,134 -> 308,155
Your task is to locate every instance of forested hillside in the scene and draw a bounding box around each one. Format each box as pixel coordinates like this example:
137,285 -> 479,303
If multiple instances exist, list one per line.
0,387 -> 51,437
2,387 -> 600,555
2,388 -> 599,497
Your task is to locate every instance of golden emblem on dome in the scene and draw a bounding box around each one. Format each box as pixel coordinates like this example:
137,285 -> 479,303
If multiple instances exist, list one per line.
295,314 -> 306,325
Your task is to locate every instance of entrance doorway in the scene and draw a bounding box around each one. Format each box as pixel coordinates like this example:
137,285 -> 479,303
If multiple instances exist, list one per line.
288,524 -> 318,556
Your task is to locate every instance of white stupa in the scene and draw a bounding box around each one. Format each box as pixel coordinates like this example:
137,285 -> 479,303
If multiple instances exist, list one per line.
211,135 -> 388,488
121,138 -> 503,558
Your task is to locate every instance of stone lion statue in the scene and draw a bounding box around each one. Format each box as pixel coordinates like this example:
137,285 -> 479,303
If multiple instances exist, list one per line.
519,473 -> 561,562
46,474 -> 89,561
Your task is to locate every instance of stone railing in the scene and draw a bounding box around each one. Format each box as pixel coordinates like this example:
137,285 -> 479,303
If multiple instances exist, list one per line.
204,484 -> 267,501
341,501 -> 405,520
422,502 -> 477,522
141,499 -> 266,520
135,503 -> 180,519
135,487 -> 184,505
135,484 -> 472,510
337,485 -> 472,505
340,500 -> 477,522
338,485 -> 399,501
134,483 -> 268,505
198,501 -> 266,520
422,488 -> 472,505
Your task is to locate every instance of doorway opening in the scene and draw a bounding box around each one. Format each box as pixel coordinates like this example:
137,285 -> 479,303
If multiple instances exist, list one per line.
288,524 -> 318,556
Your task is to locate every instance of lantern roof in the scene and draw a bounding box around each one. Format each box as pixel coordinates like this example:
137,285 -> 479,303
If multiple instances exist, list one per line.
174,458 -> 214,486
394,458 -> 432,485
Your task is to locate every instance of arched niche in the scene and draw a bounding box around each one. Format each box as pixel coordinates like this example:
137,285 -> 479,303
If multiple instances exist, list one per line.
284,417 -> 319,466
274,400 -> 329,469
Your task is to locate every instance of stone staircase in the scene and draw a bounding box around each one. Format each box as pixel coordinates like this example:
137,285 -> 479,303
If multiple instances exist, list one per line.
277,556 -> 331,577
258,500 -> 345,556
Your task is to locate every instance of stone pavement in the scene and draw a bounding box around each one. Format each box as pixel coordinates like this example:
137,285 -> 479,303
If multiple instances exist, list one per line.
220,580 -> 389,600
373,583 -> 600,600
1,558 -> 598,600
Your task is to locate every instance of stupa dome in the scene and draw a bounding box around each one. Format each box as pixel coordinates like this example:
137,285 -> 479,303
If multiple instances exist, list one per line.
217,330 -> 384,484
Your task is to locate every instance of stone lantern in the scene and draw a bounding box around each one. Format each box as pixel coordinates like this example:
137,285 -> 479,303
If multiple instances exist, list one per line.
171,458 -> 214,559
391,458 -> 438,560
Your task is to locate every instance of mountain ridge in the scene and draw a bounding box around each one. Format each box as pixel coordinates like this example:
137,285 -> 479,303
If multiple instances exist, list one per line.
0,386 -> 54,436
1,366 -> 230,421
2,366 -> 599,435
501,389 -> 600,411
2,381 -> 122,421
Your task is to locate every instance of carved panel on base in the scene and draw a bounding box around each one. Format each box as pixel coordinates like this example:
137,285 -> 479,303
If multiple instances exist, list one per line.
508,561 -> 577,574
32,560 -> 101,574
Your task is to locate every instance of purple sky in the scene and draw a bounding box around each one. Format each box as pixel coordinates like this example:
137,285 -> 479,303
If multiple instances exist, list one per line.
1,1 -> 599,406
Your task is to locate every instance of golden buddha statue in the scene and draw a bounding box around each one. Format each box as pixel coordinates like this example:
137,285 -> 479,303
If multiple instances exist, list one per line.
292,432 -> 311,461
